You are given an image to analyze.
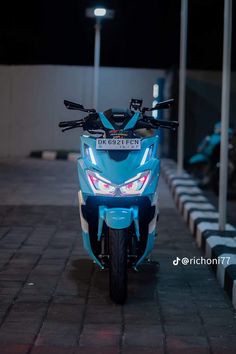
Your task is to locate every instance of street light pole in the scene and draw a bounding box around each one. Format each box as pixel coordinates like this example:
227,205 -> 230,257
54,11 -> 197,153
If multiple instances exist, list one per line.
177,0 -> 188,174
86,7 -> 114,111
218,0 -> 232,230
93,19 -> 101,110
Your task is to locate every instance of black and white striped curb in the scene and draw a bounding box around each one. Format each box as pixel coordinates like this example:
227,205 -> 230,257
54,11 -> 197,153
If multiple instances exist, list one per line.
161,158 -> 236,309
30,150 -> 81,161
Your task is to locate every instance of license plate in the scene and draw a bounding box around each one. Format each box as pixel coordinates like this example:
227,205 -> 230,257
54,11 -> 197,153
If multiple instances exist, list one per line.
96,138 -> 141,150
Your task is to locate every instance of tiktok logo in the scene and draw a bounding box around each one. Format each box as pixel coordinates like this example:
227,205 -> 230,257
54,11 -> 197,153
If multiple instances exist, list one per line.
173,257 -> 181,266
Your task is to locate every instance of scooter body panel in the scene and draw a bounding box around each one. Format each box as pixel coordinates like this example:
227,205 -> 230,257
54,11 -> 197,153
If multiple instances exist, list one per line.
78,133 -> 160,268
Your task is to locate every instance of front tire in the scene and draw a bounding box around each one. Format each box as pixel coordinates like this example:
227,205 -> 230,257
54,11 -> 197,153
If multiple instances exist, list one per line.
109,228 -> 128,304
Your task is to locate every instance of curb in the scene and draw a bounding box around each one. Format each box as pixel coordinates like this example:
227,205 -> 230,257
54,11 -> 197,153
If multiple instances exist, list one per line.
161,158 -> 236,309
30,150 -> 81,161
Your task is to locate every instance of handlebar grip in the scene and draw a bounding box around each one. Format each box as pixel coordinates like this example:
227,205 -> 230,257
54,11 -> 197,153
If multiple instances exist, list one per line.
59,121 -> 70,128
58,119 -> 83,128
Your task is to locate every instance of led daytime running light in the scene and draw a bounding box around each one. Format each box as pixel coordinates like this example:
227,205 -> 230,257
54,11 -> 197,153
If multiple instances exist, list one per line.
84,145 -> 97,165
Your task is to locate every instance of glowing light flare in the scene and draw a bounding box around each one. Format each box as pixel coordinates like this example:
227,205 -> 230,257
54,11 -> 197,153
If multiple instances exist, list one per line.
153,84 -> 159,98
94,8 -> 107,16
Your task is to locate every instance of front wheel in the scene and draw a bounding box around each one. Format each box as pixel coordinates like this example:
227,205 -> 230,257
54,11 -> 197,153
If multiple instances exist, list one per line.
109,228 -> 128,304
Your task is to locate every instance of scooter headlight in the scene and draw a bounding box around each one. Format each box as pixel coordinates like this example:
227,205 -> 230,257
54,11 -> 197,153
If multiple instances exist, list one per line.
120,171 -> 150,195
87,171 -> 116,195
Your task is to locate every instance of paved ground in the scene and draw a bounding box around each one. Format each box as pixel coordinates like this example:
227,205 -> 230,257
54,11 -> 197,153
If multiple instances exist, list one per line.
0,159 -> 236,354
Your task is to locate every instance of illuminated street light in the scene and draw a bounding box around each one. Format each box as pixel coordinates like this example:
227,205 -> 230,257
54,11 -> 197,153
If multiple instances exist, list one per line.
86,7 -> 115,110
94,8 -> 107,17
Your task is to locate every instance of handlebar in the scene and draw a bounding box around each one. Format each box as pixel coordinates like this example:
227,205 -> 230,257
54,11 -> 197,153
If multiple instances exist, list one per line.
58,115 -> 178,133
59,98 -> 178,133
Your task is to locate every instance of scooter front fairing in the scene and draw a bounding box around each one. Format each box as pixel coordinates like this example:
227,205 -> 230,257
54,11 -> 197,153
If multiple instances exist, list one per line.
78,134 -> 160,269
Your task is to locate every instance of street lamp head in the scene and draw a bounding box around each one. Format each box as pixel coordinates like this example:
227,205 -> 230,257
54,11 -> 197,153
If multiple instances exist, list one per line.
94,8 -> 107,17
86,7 -> 114,19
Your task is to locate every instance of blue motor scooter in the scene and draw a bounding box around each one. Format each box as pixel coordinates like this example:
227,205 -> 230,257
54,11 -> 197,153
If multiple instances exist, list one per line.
188,122 -> 233,186
59,98 -> 178,304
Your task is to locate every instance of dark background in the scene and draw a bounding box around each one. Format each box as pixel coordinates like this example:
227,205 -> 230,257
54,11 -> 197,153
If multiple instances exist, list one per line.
1,0 -> 235,69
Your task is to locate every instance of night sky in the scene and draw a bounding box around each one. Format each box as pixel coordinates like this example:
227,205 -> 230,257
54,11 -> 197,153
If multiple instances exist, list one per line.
1,0 -> 235,70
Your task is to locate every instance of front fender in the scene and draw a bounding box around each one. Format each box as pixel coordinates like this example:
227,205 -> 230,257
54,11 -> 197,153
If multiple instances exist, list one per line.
105,208 -> 133,229
98,206 -> 140,239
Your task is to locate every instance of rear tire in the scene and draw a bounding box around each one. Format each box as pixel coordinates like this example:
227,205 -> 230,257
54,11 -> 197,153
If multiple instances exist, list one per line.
109,228 -> 127,304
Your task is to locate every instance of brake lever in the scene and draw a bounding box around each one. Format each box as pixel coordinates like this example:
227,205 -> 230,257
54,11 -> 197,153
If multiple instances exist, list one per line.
158,125 -> 177,131
144,116 -> 178,130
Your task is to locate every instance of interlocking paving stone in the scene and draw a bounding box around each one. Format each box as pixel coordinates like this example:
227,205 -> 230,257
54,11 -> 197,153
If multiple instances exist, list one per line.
79,324 -> 121,347
124,303 -> 161,324
31,347 -> 75,354
123,325 -> 164,346
164,324 -> 206,336
0,344 -> 31,354
35,325 -> 79,347
0,159 -> 236,353
209,336 -> 236,354
122,348 -> 164,354
166,336 -> 210,354
74,348 -> 119,354
0,330 -> 36,345
84,305 -> 122,324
